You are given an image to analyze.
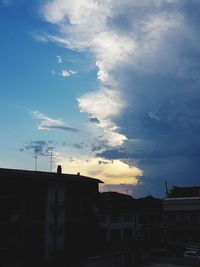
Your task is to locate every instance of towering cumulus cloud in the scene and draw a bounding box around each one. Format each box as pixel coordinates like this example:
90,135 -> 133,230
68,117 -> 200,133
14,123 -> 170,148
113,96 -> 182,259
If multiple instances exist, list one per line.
41,0 -> 200,196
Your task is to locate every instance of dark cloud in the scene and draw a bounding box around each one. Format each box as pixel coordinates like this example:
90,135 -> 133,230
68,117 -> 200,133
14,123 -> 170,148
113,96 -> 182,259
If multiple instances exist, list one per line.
96,1 -> 200,196
98,160 -> 111,165
41,0 -> 200,197
91,136 -> 109,152
20,140 -> 54,156
92,145 -> 105,152
89,117 -> 100,124
98,149 -> 176,160
73,143 -> 84,149
42,125 -> 80,132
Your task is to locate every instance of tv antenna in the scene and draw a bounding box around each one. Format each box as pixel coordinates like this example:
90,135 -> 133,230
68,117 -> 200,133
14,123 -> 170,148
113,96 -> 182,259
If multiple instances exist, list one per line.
49,147 -> 54,172
34,150 -> 38,171
137,177 -> 141,198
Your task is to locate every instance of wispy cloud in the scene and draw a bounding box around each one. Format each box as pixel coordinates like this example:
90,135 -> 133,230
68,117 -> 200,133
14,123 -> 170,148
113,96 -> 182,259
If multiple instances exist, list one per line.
1,0 -> 12,6
149,112 -> 161,121
56,55 -> 63,64
51,69 -> 77,77
46,125 -> 80,132
32,110 -> 80,132
60,69 -> 77,77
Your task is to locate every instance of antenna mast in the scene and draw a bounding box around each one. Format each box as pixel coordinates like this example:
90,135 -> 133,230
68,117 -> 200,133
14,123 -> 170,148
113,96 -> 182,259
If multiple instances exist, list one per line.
34,150 -> 38,171
137,178 -> 141,198
165,180 -> 169,197
49,147 -> 54,172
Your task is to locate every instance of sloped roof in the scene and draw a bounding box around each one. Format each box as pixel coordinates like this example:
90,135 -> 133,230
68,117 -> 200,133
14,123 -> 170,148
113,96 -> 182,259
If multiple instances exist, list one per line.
0,167 -> 103,184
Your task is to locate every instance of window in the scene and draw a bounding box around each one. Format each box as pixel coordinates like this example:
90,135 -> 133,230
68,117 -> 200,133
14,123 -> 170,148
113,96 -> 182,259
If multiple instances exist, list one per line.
168,213 -> 177,224
99,215 -> 107,223
124,215 -> 132,222
111,229 -> 121,241
110,215 -> 120,223
190,213 -> 198,224
99,228 -> 107,243
123,228 -> 133,240
179,213 -> 188,224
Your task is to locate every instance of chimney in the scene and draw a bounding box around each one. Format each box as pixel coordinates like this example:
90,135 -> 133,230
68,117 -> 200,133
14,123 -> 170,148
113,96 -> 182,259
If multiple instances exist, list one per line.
57,165 -> 62,175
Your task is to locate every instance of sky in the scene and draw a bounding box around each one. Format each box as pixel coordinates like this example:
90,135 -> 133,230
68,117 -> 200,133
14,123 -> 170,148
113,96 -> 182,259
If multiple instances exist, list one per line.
1,0 -> 200,198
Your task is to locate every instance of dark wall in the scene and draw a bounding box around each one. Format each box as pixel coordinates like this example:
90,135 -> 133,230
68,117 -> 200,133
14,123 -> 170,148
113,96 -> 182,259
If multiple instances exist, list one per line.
64,182 -> 99,261
0,180 -> 46,262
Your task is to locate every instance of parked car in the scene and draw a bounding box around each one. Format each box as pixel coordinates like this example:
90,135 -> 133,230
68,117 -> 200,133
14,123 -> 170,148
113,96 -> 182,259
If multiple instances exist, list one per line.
152,248 -> 173,257
183,250 -> 199,258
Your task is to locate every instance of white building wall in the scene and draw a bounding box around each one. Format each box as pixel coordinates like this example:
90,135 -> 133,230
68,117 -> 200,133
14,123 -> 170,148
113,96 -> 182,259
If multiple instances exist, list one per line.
45,182 -> 65,259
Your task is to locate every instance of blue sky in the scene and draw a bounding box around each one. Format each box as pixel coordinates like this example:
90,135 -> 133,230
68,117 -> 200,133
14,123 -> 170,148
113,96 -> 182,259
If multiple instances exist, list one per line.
1,0 -> 200,198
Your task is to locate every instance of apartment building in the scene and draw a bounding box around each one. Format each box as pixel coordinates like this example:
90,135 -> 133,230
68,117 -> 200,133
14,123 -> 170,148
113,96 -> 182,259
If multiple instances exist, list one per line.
0,166 -> 102,266
163,186 -> 200,245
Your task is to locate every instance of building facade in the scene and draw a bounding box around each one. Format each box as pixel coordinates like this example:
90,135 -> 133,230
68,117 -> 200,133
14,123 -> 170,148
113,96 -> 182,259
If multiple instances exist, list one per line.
136,196 -> 164,247
163,186 -> 200,246
96,192 -> 141,267
0,167 -> 102,266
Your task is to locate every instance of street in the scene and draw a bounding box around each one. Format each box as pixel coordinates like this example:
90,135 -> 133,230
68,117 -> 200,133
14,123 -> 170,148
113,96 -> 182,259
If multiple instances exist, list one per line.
141,263 -> 199,267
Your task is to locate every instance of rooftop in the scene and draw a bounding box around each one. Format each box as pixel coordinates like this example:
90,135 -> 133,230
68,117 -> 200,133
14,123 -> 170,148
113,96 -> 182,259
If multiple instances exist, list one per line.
168,186 -> 200,198
0,167 -> 103,184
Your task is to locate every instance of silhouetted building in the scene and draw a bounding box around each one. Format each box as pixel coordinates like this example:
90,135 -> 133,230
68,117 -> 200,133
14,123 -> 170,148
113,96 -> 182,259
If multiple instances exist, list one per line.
136,196 -> 164,247
90,192 -> 141,267
163,186 -> 200,245
167,186 -> 200,198
0,167 -> 102,266
99,192 -> 139,242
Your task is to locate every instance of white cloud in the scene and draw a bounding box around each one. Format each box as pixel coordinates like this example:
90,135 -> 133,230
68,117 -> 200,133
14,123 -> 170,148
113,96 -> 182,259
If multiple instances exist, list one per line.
56,55 -> 63,63
32,110 -> 64,130
60,70 -> 71,77
60,69 -> 77,77
149,112 -> 160,121
38,0 -> 200,192
40,0 -> 200,168
40,0 -> 190,148
32,110 -> 80,132
78,88 -> 125,130
78,88 -> 127,146
68,70 -> 77,75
